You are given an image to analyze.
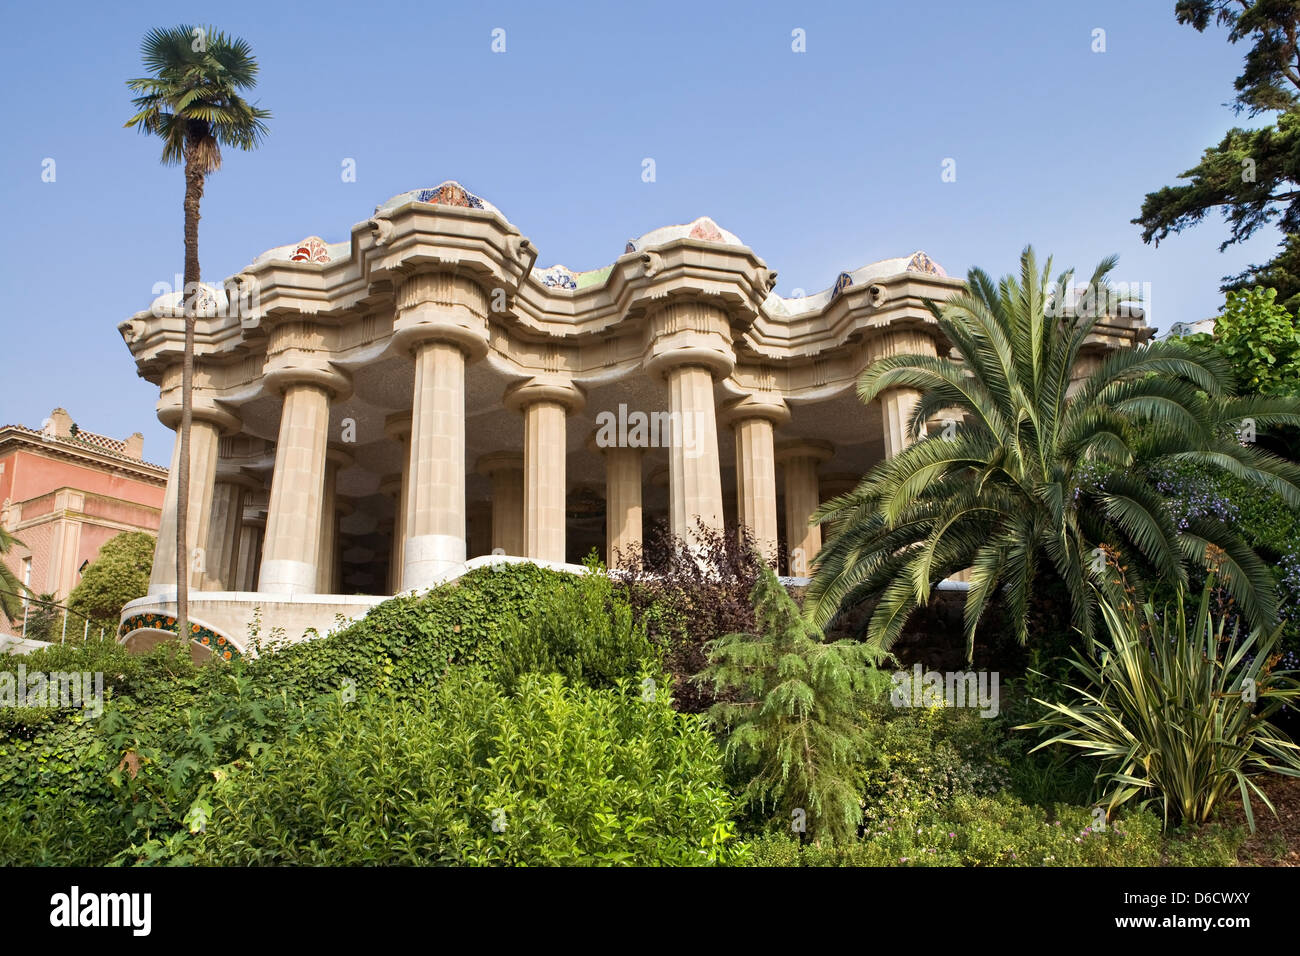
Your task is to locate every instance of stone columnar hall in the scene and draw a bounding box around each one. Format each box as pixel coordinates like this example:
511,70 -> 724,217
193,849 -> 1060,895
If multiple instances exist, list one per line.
117,181 -> 1150,657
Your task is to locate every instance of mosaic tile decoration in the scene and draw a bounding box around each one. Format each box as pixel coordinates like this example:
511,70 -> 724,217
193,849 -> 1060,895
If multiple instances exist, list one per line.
118,613 -> 244,661
537,265 -> 578,290
626,217 -> 734,255
688,218 -> 724,242
290,237 -> 331,263
907,251 -> 944,276
416,183 -> 485,209
253,185 -> 952,314
576,265 -> 615,290
181,284 -> 219,314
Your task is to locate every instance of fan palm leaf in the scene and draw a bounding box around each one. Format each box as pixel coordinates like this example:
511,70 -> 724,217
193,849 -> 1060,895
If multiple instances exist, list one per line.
806,244 -> 1300,660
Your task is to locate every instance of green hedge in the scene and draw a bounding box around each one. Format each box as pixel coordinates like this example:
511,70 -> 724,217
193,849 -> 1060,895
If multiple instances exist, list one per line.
0,565 -> 580,865
144,670 -> 741,866
498,554 -> 659,691
0,563 -> 740,866
247,562 -> 572,699
746,794 -> 1242,866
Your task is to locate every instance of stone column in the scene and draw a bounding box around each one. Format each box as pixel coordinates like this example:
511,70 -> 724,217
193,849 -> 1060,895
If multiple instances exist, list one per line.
392,271 -> 490,590
476,452 -> 524,557
333,498 -> 354,593
383,413 -> 411,591
506,381 -> 584,564
1068,349 -> 1105,397
235,509 -> 264,592
666,365 -> 725,546
600,445 -> 643,568
316,464 -> 336,594
643,300 -> 735,553
379,474 -> 403,594
723,395 -> 789,567
403,341 -> 469,585
467,501 -> 492,558
778,440 -> 834,577
316,450 -> 351,594
256,320 -> 350,595
867,329 -> 938,459
259,383 -> 333,594
200,481 -> 240,591
148,407 -> 233,597
202,473 -> 261,590
526,402 -> 567,562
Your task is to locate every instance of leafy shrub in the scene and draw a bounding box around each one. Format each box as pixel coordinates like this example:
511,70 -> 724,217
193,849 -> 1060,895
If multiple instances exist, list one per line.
746,794 -> 1241,866
0,788 -> 125,867
1150,459 -> 1299,562
1023,560 -> 1300,831
615,522 -> 767,713
1212,286 -> 1300,397
2,563 -> 739,867
66,531 -> 155,635
861,705 -> 1012,825
143,669 -> 743,866
87,562 -> 575,858
99,665 -> 341,851
498,553 -> 658,691
1151,458 -> 1300,666
21,593 -> 63,644
1,565 -> 575,865
248,562 -> 570,700
0,642 -> 239,865
703,567 -> 888,844
0,638 -> 171,735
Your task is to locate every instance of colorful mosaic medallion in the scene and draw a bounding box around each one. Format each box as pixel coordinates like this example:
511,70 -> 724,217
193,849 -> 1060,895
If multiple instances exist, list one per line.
118,613 -> 243,661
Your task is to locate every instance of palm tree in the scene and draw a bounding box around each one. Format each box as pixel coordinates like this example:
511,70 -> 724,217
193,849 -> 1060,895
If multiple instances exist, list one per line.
125,25 -> 270,643
0,526 -> 27,624
805,246 -> 1300,658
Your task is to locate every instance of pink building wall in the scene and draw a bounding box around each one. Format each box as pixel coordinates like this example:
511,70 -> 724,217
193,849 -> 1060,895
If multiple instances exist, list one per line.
0,421 -> 168,637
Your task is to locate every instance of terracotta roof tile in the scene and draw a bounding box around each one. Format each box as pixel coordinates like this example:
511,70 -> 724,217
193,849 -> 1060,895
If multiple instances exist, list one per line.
0,423 -> 166,473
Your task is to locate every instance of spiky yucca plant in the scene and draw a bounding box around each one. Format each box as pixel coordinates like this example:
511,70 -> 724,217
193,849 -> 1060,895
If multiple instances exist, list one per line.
1023,549 -> 1300,832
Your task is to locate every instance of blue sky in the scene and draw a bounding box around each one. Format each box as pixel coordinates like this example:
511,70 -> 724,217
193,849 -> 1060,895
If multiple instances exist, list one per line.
0,0 -> 1282,462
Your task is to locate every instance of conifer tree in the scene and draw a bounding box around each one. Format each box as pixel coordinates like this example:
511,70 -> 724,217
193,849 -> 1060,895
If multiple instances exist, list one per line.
702,567 -> 887,844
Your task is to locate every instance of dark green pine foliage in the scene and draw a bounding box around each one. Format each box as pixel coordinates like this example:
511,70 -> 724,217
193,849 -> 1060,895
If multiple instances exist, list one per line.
702,567 -> 886,844
1135,3 -> 1300,312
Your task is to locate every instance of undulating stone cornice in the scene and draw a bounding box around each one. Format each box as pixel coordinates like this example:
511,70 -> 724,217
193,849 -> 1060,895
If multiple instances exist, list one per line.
120,180 -> 1153,416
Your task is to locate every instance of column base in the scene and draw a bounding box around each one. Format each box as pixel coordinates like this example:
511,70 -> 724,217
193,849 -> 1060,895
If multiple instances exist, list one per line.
402,534 -> 468,591
258,559 -> 318,595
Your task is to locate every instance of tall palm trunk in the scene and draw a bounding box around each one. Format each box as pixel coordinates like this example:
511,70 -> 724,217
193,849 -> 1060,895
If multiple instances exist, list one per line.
176,140 -> 205,646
